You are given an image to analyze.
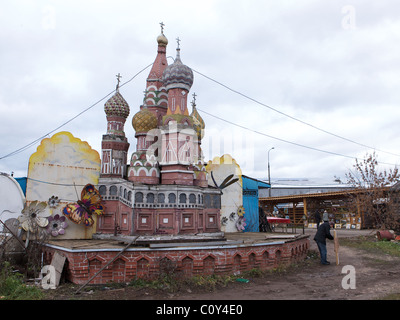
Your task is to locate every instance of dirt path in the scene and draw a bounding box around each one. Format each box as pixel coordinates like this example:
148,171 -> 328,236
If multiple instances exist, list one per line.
48,230 -> 400,301
174,237 -> 400,300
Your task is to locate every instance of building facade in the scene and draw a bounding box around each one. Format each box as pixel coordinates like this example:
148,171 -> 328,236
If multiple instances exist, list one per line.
97,28 -> 221,236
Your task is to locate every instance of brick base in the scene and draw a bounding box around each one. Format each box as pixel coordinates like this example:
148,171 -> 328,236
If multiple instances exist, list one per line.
42,236 -> 309,285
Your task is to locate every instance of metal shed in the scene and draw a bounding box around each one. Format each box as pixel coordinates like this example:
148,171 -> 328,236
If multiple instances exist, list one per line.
242,175 -> 270,232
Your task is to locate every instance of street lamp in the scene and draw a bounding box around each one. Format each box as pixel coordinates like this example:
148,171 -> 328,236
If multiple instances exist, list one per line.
268,147 -> 275,197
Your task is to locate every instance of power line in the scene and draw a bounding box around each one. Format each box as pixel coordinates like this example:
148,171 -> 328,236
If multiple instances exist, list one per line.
2,60 -> 398,170
197,107 -> 399,167
0,62 -> 154,161
192,68 -> 400,158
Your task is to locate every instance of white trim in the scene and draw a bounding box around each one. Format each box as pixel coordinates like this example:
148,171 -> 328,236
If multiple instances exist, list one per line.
161,170 -> 195,174
43,240 -> 286,253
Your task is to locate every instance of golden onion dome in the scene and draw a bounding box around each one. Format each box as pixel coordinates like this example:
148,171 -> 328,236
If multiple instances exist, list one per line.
191,105 -> 205,129
157,33 -> 168,47
190,103 -> 205,140
132,108 -> 158,133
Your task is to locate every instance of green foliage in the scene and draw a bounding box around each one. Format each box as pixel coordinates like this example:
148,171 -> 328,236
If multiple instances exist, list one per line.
0,262 -> 43,300
184,274 -> 235,291
341,236 -> 400,257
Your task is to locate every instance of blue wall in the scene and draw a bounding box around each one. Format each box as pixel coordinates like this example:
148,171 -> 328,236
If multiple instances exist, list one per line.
242,175 -> 270,232
15,177 -> 27,196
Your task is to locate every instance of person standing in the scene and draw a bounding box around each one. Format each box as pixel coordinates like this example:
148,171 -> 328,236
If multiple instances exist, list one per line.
314,211 -> 334,265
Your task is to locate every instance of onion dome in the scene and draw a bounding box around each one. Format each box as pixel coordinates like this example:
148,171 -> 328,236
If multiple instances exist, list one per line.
104,91 -> 130,118
162,44 -> 193,91
132,108 -> 158,133
190,98 -> 205,140
157,33 -> 168,47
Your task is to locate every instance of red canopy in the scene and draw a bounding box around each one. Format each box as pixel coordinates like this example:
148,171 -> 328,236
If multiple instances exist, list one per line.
267,217 -> 291,224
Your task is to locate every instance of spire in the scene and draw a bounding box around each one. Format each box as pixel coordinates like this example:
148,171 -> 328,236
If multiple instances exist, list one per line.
175,37 -> 182,62
157,22 -> 168,47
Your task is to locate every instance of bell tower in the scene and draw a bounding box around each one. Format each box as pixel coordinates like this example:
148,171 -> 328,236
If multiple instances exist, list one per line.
101,74 -> 130,177
159,39 -> 199,185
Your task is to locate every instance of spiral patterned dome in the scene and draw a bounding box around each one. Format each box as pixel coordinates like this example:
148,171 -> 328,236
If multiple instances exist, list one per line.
104,92 -> 130,118
132,108 -> 158,133
162,48 -> 193,91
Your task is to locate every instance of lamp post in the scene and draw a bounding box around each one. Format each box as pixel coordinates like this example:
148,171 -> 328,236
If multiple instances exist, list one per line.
268,147 -> 274,197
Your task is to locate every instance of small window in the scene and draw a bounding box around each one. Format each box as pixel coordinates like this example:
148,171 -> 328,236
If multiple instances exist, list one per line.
135,192 -> 143,202
99,185 -> 106,196
158,193 -> 165,204
147,193 -> 155,203
110,185 -> 117,195
168,193 -> 176,204
179,193 -> 187,204
189,194 -> 196,204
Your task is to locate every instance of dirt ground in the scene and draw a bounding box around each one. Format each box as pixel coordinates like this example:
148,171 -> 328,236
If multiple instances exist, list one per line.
45,228 -> 400,301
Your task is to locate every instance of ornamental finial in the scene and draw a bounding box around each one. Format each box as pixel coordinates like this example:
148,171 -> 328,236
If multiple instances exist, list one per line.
116,73 -> 122,91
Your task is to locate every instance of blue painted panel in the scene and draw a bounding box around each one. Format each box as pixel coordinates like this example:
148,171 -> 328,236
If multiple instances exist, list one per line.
242,176 -> 270,232
15,177 -> 27,196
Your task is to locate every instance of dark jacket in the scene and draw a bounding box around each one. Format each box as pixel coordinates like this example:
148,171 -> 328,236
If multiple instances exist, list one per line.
313,221 -> 334,244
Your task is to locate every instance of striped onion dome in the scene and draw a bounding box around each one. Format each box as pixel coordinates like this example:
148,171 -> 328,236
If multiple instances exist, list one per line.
162,47 -> 193,91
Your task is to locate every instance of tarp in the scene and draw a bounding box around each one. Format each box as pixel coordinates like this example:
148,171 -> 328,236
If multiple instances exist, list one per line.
242,175 -> 270,232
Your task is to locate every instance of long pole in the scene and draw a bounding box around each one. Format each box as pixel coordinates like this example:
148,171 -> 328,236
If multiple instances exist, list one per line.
74,236 -> 138,294
268,147 -> 274,197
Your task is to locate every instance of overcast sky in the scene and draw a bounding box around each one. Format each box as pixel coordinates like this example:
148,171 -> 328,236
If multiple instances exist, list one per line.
1,0 -> 400,185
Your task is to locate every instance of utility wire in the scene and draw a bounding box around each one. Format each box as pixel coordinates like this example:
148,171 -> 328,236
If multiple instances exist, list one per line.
2,60 -> 398,169
0,62 -> 154,161
197,107 -> 399,167
192,68 -> 400,158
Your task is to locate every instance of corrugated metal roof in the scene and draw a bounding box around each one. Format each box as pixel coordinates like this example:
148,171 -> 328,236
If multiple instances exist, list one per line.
259,187 -> 391,203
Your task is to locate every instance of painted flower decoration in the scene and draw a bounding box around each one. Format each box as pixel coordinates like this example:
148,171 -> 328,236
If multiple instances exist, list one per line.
236,216 -> 246,231
47,214 -> 68,237
237,205 -> 245,217
18,201 -> 50,232
48,196 -> 60,208
221,217 -> 228,226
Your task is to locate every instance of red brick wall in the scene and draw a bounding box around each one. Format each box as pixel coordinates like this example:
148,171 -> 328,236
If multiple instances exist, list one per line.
43,237 -> 309,285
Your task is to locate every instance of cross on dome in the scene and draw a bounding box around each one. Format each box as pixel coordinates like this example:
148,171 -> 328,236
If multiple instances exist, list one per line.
116,73 -> 122,91
192,92 -> 197,106
160,22 -> 165,34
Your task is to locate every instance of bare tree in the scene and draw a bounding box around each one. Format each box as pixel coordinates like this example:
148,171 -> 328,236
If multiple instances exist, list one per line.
345,152 -> 400,231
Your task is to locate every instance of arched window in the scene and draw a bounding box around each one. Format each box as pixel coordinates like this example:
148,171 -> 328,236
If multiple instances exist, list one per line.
146,193 -> 155,203
168,193 -> 176,204
179,193 -> 187,204
189,194 -> 196,204
110,185 -> 117,196
135,192 -> 143,203
158,193 -> 165,204
99,185 -> 106,196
